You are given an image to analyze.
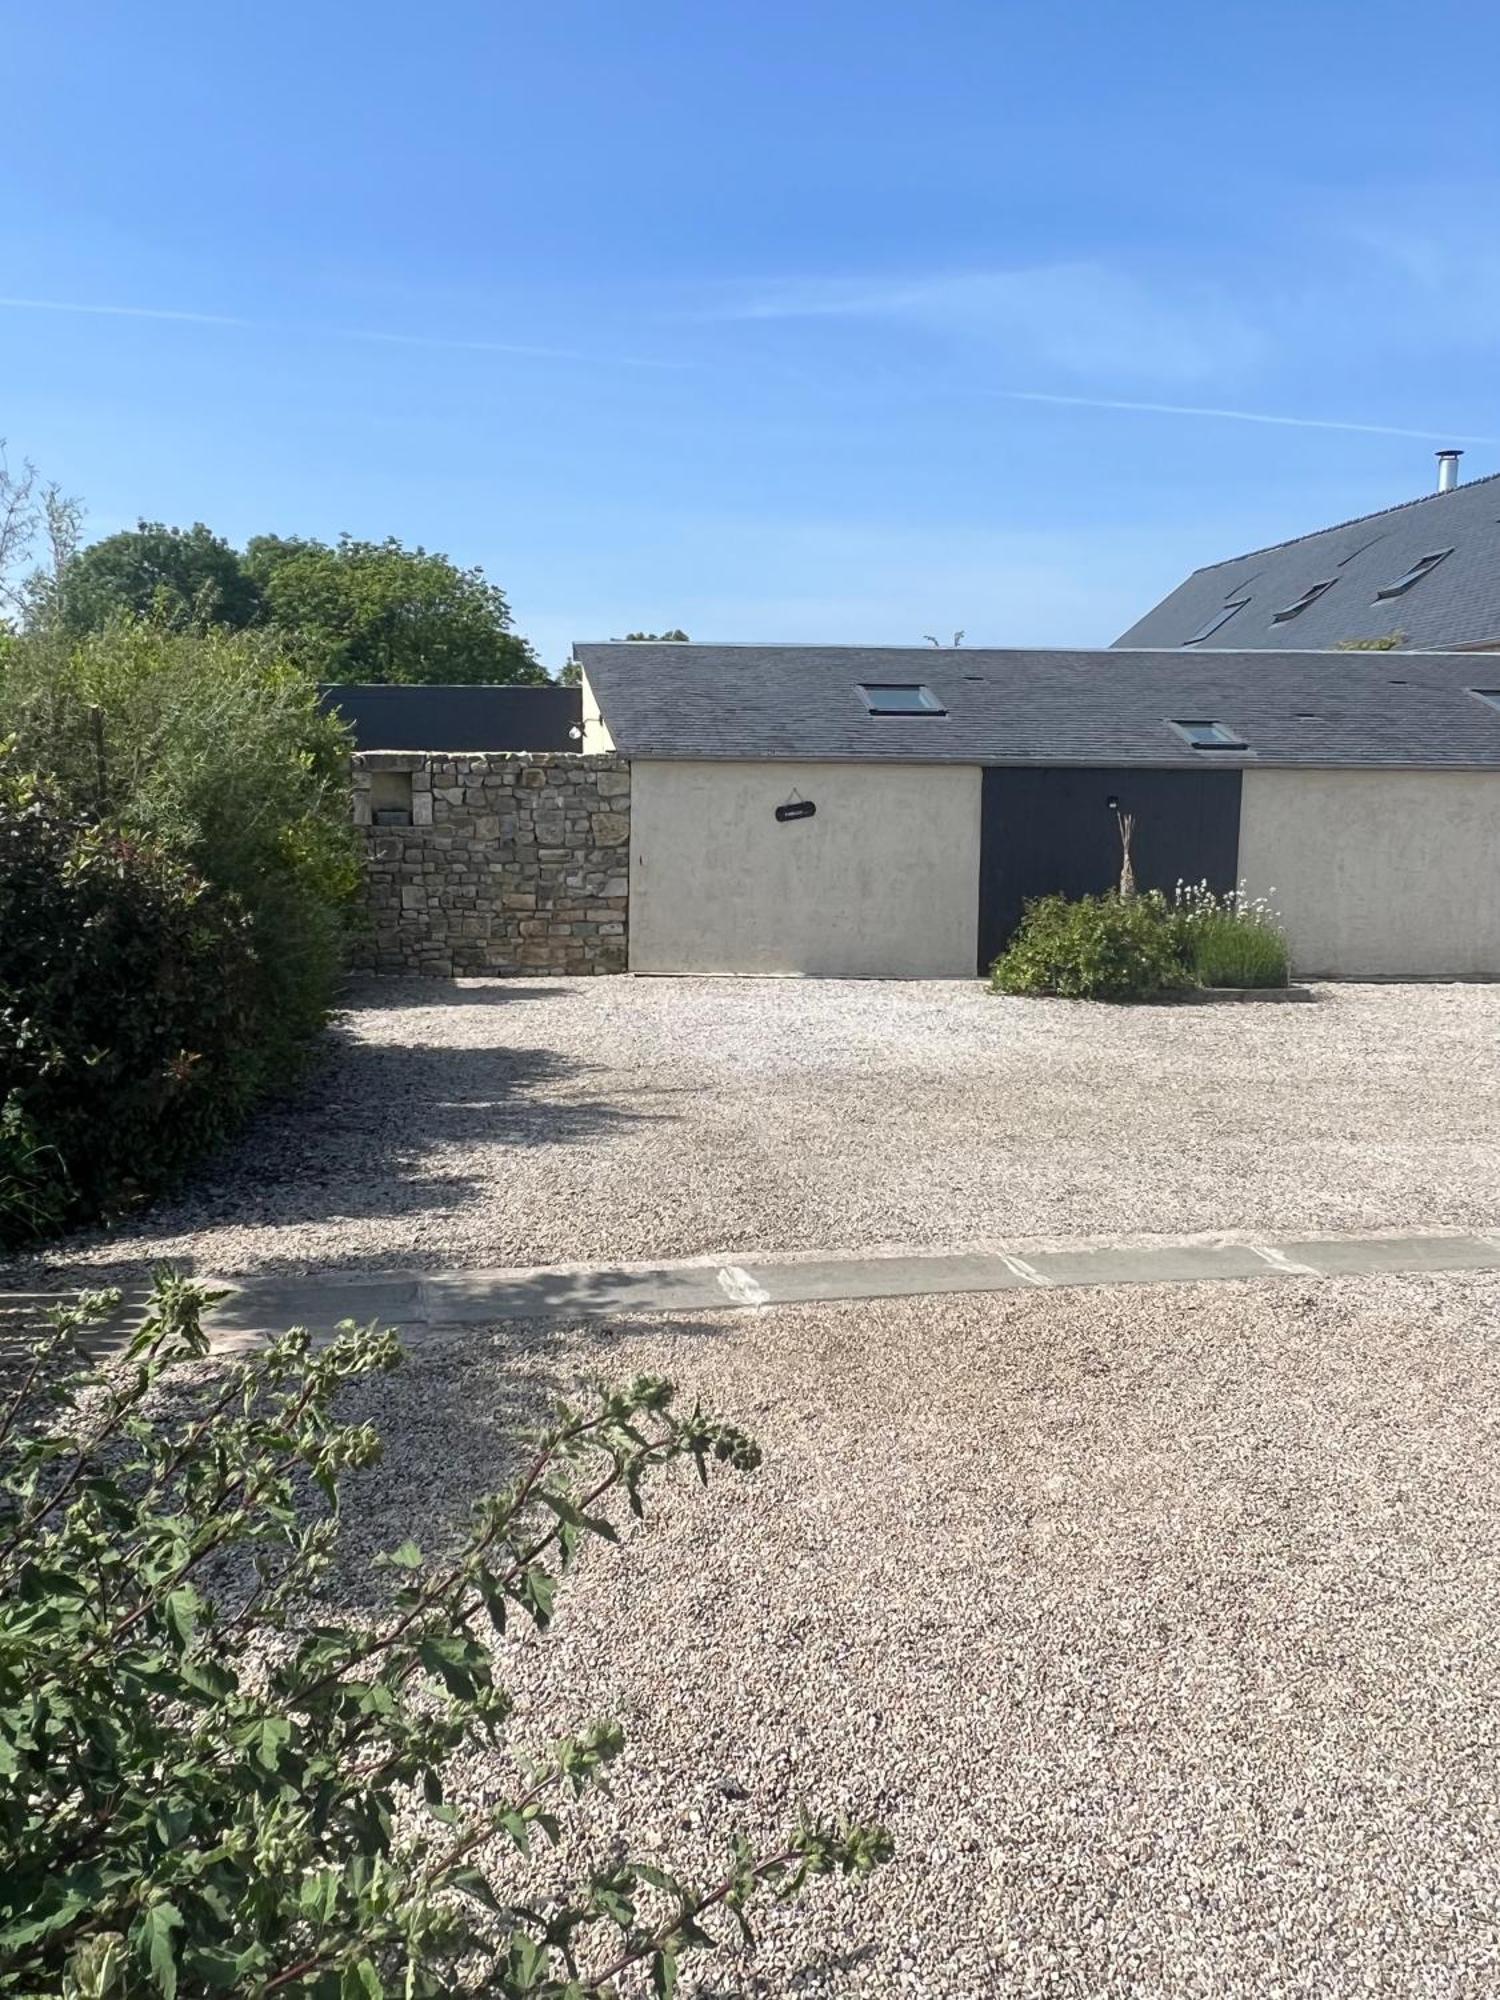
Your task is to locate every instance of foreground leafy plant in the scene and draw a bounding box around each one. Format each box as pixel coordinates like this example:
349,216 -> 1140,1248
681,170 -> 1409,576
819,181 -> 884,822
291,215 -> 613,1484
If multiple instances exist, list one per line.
0,1277 -> 889,1997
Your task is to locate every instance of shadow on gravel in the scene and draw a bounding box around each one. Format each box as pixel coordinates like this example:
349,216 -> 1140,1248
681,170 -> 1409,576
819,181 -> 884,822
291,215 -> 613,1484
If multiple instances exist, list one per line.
340,977 -> 575,1013
11,1030 -> 667,1293
326,1311 -> 739,1599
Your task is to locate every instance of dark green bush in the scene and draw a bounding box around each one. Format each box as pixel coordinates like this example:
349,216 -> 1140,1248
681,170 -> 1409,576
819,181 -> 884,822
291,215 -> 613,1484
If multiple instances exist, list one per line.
0,622 -> 358,1088
0,767 -> 262,1243
0,1278 -> 889,1997
989,891 -> 1188,1001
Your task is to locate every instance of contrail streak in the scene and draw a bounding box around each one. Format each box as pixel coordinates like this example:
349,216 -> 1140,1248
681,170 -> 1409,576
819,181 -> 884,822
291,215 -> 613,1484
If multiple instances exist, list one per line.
990,387 -> 1500,446
0,295 -> 250,326
0,294 -> 674,368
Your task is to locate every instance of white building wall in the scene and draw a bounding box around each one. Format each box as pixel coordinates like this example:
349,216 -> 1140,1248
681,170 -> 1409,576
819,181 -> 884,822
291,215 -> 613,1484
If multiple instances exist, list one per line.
629,759 -> 981,976
1239,769 -> 1500,978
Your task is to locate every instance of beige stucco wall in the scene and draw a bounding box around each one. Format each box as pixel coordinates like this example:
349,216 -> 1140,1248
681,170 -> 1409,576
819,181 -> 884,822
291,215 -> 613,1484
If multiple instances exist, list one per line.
579,671 -> 614,755
1239,769 -> 1500,978
629,759 -> 982,975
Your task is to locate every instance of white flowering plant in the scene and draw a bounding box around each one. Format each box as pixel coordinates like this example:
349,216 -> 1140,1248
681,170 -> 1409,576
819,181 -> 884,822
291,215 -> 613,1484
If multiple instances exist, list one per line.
1168,880 -> 1289,989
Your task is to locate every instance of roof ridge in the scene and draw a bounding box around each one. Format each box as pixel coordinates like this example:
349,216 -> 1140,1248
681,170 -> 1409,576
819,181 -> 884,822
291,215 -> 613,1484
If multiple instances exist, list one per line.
1189,467 -> 1500,577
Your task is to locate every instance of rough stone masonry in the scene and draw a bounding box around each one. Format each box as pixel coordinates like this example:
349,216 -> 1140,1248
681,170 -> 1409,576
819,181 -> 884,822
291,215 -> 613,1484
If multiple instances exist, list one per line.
351,751 -> 630,975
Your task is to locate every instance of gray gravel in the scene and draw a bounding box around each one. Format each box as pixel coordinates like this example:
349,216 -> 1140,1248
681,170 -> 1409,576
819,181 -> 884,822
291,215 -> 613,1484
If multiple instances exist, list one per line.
329,1271 -> 1500,1997
14,974 -> 1500,1287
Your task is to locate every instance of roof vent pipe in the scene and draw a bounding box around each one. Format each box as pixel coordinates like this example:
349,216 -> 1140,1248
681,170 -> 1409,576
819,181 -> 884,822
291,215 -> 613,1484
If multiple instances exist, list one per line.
1436,448 -> 1463,493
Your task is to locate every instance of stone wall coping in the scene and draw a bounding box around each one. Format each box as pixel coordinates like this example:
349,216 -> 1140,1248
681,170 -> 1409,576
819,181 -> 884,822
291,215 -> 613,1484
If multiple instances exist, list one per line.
353,750 -> 626,771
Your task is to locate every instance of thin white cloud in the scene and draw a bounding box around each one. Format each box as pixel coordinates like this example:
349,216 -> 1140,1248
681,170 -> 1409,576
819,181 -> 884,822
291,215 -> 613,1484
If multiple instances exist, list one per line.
0,294 -> 251,327
988,387 -> 1500,446
711,262 -> 1267,383
0,293 -> 674,368
344,327 -> 678,369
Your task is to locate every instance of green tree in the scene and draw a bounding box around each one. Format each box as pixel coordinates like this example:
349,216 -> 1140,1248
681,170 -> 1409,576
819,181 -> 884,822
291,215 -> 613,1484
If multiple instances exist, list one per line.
248,535 -> 546,685
61,522 -> 262,635
0,441 -> 82,634
624,629 -> 690,642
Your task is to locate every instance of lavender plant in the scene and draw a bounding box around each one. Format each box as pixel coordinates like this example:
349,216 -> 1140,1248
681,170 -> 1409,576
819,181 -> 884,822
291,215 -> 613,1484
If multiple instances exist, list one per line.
0,1276 -> 888,1998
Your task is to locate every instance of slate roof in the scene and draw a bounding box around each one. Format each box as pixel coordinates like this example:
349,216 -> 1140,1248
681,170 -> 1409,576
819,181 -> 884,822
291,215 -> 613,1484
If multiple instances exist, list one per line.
574,642 -> 1500,770
1114,471 -> 1500,651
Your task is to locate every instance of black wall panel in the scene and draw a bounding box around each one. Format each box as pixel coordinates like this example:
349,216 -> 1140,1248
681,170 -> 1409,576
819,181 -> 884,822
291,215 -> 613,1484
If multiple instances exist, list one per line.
978,766 -> 1243,972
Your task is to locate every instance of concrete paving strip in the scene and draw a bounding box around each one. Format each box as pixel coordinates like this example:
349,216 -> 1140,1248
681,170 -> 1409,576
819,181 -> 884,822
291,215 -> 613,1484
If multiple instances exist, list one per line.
8,1230 -> 1500,1350
1277,1232 -> 1500,1276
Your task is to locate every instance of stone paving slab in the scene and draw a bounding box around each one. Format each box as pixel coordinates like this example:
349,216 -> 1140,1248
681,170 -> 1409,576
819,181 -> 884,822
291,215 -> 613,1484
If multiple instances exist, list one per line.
8,1230 -> 1500,1352
424,1264 -> 729,1323
1279,1233 -> 1500,1276
202,1230 -> 1500,1338
745,1252 -> 1037,1307
208,1277 -> 424,1340
1026,1242 -> 1286,1287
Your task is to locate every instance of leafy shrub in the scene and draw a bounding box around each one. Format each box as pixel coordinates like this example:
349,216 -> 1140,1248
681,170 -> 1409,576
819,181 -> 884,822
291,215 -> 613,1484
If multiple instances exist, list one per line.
0,622 -> 358,1089
1168,882 -> 1289,989
0,767 -> 262,1244
989,891 -> 1188,1000
0,1278 -> 889,1996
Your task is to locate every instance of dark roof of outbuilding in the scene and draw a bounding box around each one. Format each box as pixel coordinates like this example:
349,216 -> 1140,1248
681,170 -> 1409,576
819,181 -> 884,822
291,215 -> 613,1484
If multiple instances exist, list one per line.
1114,470 -> 1500,651
319,682 -> 580,751
574,642 -> 1500,769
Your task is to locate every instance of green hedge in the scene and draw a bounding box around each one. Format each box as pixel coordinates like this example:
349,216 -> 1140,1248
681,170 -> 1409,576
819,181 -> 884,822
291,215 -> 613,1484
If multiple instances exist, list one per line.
0,769 -> 263,1243
0,621 -> 361,1242
0,621 -> 358,1087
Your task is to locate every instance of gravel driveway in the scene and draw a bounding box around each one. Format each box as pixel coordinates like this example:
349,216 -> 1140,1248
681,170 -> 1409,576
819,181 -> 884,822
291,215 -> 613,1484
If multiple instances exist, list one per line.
330,1268 -> 1500,1997
15,974 -> 1500,1286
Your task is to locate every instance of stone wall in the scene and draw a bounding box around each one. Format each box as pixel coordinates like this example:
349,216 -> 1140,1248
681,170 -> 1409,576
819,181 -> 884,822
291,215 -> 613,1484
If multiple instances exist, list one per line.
352,751 -> 629,975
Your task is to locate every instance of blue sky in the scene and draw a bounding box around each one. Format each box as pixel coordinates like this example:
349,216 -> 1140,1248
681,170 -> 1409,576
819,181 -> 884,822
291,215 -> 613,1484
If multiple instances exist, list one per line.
3,0 -> 1498,670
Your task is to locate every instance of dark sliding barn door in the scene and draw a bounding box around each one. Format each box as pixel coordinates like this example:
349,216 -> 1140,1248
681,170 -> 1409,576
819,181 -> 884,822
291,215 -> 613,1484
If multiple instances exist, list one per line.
977,767 -> 1243,973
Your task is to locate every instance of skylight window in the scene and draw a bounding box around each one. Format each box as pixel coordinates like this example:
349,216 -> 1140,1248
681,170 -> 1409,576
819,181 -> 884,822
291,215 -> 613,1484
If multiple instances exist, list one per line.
1184,601 -> 1248,645
1374,548 -> 1453,600
1271,579 -> 1336,622
1168,719 -> 1248,751
858,683 -> 946,716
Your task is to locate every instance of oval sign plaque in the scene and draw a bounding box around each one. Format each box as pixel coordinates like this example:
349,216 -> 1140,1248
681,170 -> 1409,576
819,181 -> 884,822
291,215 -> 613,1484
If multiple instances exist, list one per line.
775,799 -> 816,823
